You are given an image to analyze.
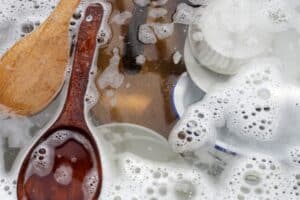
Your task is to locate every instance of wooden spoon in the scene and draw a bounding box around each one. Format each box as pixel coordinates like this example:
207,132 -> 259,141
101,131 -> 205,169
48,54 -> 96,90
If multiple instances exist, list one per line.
17,4 -> 103,200
0,0 -> 80,116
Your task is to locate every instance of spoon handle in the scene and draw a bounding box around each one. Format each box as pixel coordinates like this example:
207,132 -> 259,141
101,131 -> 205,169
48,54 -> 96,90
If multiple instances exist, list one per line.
53,4 -> 103,131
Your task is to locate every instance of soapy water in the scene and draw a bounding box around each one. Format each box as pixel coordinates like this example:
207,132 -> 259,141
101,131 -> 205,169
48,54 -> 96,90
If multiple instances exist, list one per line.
97,124 -> 300,200
1,0 -> 300,200
97,124 -> 216,200
169,0 -> 300,199
169,57 -> 300,159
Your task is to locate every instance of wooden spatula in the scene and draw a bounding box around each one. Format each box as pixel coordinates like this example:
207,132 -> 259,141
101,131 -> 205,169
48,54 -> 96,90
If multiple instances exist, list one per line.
0,0 -> 80,116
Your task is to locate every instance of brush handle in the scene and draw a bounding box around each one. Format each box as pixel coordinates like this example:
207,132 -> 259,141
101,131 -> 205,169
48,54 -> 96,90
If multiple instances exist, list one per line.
53,4 -> 103,131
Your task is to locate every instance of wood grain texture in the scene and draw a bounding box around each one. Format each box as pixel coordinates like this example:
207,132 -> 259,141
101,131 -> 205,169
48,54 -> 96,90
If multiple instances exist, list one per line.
17,4 -> 104,200
0,0 -> 80,116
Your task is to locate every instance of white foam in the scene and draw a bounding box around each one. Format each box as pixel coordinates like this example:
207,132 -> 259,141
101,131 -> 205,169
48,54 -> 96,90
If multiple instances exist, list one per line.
133,0 -> 150,7
272,30 -> 300,84
0,114 -> 33,149
54,164 -> 73,186
169,57 -> 295,155
151,23 -> 174,40
285,171 -> 300,200
30,143 -> 55,178
112,11 -> 132,25
253,0 -> 300,33
173,51 -> 182,64
0,177 -> 17,200
135,55 -> 146,65
220,154 -> 287,200
188,0 -> 210,6
83,168 -> 99,200
287,146 -> 300,167
138,24 -> 157,44
100,153 -> 215,200
148,8 -> 168,19
97,48 -> 124,89
139,22 -> 174,44
173,3 -> 195,25
169,102 -> 217,153
151,0 -> 168,7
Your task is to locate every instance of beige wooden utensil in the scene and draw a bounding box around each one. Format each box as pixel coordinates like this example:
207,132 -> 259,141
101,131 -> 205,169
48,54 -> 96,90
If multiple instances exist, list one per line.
0,0 -> 80,116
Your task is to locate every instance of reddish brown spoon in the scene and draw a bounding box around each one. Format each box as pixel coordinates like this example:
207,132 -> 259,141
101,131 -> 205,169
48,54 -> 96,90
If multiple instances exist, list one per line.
17,4 -> 103,200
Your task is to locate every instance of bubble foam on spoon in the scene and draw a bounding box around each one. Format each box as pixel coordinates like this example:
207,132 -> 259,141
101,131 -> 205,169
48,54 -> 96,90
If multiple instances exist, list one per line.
83,168 -> 99,200
23,130 -> 100,200
54,164 -> 73,186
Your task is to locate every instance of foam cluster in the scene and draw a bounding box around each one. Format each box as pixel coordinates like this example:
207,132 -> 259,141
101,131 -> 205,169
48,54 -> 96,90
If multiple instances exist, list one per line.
0,177 -> 17,199
173,3 -> 195,25
253,0 -> 300,33
220,154 -> 286,200
137,0 -> 187,45
97,125 -> 300,200
26,130 -> 97,182
287,147 -> 300,167
219,153 -> 300,200
100,153 -> 215,200
285,171 -> 300,200
170,58 -> 287,153
97,48 -> 124,89
169,103 -> 216,153
83,169 -> 99,200
148,8 -> 168,19
188,0 -> 210,6
112,11 -> 132,25
54,164 -> 73,186
138,23 -> 174,44
0,114 -> 33,149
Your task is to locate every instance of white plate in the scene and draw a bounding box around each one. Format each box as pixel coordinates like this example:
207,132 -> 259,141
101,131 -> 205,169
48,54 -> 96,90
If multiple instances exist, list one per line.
173,72 -> 205,117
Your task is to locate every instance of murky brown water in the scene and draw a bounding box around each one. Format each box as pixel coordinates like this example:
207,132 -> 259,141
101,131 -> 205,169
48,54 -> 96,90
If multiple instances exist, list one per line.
91,0 -> 189,137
